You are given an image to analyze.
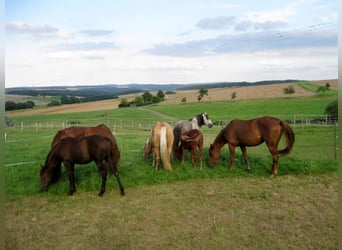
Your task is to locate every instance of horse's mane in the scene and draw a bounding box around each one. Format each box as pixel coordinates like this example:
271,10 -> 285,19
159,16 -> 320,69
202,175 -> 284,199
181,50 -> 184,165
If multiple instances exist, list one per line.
42,142 -> 62,182
188,114 -> 203,128
213,125 -> 228,146
51,130 -> 63,147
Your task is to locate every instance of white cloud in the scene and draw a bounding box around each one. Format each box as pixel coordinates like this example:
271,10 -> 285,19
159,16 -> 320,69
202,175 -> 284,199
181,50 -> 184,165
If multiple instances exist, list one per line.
196,16 -> 235,30
6,21 -> 72,39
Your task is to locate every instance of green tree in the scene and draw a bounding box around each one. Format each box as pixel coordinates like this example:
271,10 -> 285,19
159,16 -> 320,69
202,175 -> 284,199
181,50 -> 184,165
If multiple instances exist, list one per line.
325,99 -> 338,117
231,92 -> 237,101
283,86 -> 295,96
197,88 -> 208,102
134,96 -> 144,106
317,83 -> 330,94
142,92 -> 153,104
119,98 -> 129,107
181,97 -> 187,104
157,90 -> 165,99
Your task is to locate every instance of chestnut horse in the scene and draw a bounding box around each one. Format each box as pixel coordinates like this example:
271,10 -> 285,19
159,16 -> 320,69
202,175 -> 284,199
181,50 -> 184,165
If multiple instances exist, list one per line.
144,122 -> 174,171
50,124 -> 119,181
176,129 -> 203,169
208,116 -> 295,177
40,135 -> 125,197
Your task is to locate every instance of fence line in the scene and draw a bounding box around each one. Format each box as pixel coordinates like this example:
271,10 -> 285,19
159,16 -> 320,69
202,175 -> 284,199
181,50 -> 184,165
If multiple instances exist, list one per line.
5,120 -> 338,167
4,114 -> 337,132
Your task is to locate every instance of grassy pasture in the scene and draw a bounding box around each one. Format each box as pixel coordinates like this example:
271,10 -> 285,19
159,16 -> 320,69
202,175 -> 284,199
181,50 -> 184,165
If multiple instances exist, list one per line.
4,95 -> 338,249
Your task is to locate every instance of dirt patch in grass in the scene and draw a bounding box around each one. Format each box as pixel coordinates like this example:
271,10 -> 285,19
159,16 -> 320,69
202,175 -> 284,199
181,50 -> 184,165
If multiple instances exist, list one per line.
5,173 -> 337,249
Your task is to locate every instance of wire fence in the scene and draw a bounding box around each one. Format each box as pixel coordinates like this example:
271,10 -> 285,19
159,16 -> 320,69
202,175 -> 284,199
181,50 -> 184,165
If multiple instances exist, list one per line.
4,117 -> 338,168
4,114 -> 337,132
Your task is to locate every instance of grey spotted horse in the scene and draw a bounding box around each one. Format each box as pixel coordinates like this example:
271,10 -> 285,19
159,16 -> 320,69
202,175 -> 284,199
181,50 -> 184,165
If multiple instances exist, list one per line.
173,112 -> 213,161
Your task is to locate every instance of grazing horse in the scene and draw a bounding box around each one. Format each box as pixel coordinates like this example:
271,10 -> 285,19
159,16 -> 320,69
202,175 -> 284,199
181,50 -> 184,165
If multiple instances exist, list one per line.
40,135 -> 125,197
176,129 -> 203,169
50,124 -> 119,182
208,116 -> 295,177
173,112 -> 213,155
144,122 -> 174,171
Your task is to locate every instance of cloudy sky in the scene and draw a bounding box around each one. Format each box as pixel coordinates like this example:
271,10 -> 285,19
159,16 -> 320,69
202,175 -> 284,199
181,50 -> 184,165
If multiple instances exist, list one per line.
5,0 -> 338,87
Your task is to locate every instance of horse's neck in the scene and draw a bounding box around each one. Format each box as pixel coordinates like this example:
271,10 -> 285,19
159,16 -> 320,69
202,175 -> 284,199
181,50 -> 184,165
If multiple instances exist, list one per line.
191,118 -> 199,129
213,130 -> 227,148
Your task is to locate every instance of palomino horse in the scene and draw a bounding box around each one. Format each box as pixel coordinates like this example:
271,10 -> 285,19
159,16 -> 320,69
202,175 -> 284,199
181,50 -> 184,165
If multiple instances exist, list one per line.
144,122 -> 174,171
173,112 -> 213,155
40,135 -> 125,197
50,124 -> 120,182
176,129 -> 204,169
208,116 -> 295,177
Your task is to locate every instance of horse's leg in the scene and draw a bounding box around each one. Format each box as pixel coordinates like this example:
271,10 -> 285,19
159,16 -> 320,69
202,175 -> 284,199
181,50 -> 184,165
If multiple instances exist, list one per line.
267,145 -> 279,177
181,145 -> 186,165
191,145 -> 197,168
228,143 -> 236,170
112,166 -> 125,196
153,147 -> 160,171
240,146 -> 251,172
97,161 -> 107,197
199,144 -> 203,170
65,162 -> 76,195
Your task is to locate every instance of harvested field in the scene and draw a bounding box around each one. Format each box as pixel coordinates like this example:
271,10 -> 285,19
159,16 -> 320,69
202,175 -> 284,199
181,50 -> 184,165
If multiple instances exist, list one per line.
6,79 -> 337,117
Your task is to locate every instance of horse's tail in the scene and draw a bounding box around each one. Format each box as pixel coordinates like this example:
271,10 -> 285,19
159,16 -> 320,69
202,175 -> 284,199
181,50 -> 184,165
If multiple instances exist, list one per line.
181,130 -> 201,142
160,126 -> 172,171
108,138 -> 120,174
278,120 -> 295,156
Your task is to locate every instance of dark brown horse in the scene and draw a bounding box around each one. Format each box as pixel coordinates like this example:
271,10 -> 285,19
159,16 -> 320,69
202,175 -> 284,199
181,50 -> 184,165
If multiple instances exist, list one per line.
175,129 -> 203,169
208,116 -> 295,176
40,135 -> 125,197
50,124 -> 119,181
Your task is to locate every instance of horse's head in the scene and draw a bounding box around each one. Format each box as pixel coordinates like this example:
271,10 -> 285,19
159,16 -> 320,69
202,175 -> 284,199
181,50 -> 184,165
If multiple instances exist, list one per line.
200,112 -> 213,128
39,164 -> 52,192
207,144 -> 220,168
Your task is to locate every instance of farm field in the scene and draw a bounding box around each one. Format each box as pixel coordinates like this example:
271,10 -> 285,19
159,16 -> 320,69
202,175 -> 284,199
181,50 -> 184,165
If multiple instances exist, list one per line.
5,79 -> 337,117
4,82 -> 338,249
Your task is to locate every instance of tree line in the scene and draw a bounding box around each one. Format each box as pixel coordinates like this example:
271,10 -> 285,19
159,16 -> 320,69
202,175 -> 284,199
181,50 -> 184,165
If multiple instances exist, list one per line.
119,90 -> 165,107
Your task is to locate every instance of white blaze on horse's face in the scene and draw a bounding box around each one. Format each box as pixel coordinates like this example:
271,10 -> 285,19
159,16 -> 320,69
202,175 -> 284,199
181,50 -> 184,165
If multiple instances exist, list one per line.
202,113 -> 213,128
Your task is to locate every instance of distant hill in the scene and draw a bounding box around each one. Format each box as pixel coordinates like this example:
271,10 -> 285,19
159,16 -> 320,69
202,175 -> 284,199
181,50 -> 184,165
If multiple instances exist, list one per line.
5,80 -> 300,99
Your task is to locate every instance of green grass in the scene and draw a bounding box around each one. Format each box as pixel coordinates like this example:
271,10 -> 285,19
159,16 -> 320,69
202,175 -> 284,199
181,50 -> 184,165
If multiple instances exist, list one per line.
297,81 -> 337,96
5,96 -> 337,197
4,95 -> 338,249
147,95 -> 336,121
5,119 -> 337,198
